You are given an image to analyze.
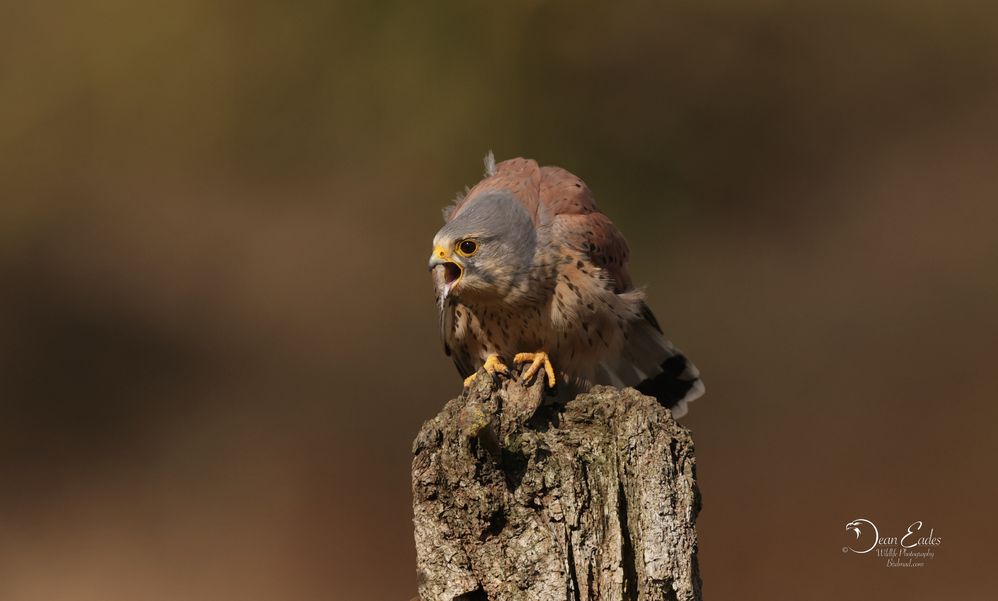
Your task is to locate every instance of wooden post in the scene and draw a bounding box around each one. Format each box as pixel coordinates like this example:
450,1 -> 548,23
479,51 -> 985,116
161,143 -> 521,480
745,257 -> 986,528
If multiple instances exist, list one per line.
412,372 -> 702,601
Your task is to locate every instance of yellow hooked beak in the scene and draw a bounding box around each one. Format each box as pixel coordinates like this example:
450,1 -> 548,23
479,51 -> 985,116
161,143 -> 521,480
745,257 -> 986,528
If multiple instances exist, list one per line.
428,245 -> 452,269
429,245 -> 464,297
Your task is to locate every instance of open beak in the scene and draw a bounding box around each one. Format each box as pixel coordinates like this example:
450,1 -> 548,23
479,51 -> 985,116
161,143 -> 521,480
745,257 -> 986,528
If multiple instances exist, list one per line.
429,246 -> 463,301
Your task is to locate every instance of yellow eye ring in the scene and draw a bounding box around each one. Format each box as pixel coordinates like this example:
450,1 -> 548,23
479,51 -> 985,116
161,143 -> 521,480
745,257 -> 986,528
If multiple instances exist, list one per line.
456,239 -> 478,256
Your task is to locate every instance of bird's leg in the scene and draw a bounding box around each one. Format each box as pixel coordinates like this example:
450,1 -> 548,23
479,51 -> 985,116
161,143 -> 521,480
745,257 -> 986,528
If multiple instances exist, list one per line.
513,351 -> 557,388
463,354 -> 510,387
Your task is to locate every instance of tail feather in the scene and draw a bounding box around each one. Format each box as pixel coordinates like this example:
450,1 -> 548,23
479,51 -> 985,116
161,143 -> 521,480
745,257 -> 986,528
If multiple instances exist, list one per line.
635,353 -> 704,418
600,302 -> 705,418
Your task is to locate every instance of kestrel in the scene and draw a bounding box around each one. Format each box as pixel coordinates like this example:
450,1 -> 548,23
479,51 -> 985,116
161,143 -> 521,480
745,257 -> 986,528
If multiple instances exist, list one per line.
429,154 -> 704,416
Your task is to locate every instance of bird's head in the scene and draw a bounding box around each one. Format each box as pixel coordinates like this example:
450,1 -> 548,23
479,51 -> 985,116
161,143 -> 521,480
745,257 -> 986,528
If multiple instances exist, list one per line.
429,191 -> 536,304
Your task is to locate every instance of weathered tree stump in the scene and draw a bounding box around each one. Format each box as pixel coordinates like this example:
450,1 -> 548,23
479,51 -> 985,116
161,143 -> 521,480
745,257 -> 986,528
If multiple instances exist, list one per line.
412,371 -> 702,601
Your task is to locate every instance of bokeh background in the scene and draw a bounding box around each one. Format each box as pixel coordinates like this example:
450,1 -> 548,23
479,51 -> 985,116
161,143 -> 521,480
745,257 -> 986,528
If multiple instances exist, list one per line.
2,1 -> 997,599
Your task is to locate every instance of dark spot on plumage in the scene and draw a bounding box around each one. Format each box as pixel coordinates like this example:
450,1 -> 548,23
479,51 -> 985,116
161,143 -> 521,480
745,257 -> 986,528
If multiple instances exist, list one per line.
479,270 -> 497,285
636,354 -> 698,410
576,260 -> 584,269
586,303 -> 594,310
582,322 -> 589,332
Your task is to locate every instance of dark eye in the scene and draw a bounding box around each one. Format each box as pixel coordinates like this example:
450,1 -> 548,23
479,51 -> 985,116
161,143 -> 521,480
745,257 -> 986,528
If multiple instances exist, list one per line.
457,239 -> 478,256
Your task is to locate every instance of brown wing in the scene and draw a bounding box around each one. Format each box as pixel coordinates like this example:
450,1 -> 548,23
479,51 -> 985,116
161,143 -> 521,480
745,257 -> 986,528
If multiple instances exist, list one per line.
540,166 -> 633,292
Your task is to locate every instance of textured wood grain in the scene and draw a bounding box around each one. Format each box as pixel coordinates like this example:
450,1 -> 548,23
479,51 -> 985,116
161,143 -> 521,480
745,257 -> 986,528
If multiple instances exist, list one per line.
412,372 -> 702,601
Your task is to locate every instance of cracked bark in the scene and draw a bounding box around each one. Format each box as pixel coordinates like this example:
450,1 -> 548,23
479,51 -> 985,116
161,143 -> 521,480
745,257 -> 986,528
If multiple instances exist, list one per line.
412,372 -> 702,601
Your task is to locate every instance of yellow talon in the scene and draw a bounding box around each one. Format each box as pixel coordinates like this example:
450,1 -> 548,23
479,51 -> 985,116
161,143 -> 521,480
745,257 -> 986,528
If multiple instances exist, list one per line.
463,354 -> 510,387
513,351 -> 557,388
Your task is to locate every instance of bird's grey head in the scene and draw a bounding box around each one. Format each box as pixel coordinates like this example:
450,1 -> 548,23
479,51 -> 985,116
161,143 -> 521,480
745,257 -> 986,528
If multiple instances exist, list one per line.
429,191 -> 536,304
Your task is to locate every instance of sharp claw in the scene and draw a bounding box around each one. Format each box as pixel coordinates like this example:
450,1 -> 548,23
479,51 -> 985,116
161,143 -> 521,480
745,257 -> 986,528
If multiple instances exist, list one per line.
513,351 -> 557,388
543,360 -> 557,388
522,362 -> 539,380
464,354 -> 510,388
486,355 -> 509,375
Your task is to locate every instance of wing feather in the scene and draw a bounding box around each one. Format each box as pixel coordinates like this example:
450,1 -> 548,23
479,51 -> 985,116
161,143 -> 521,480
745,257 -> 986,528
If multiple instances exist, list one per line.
540,166 -> 633,292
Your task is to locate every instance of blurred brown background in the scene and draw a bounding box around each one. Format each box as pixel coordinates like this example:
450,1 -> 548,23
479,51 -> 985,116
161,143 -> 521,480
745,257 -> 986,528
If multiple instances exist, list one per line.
2,1 -> 997,599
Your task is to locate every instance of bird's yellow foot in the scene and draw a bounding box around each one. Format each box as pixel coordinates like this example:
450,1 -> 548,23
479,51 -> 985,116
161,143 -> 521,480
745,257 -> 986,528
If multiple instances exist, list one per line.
463,354 -> 510,387
514,351 -> 557,388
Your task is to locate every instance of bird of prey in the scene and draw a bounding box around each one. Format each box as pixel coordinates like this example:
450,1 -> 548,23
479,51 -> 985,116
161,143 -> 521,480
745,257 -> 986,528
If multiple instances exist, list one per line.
428,154 -> 704,416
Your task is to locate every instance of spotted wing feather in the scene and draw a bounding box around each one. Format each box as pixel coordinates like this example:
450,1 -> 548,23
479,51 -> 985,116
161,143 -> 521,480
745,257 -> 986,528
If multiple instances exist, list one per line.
539,165 -> 704,416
